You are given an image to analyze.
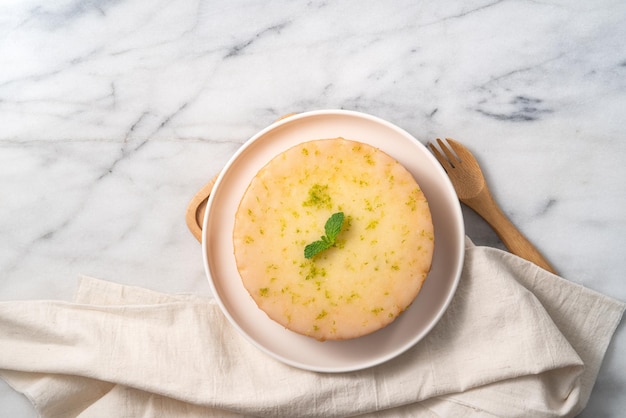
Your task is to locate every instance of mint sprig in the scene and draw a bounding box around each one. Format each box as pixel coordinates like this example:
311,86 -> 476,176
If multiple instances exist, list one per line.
304,212 -> 345,259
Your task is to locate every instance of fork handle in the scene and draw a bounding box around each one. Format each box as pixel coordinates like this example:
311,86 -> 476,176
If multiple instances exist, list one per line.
464,188 -> 557,274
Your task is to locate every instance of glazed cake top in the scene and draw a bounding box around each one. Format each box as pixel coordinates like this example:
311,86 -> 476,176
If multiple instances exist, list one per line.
233,137 -> 434,341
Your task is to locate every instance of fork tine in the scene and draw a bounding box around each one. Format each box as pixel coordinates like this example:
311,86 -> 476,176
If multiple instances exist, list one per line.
444,138 -> 481,169
436,138 -> 461,167
428,141 -> 452,171
444,138 -> 467,158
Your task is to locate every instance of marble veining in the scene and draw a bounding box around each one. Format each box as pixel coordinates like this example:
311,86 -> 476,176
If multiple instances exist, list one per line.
1,0 -> 625,416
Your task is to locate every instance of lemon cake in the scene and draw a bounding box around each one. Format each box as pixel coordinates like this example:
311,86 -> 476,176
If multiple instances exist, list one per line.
233,137 -> 434,341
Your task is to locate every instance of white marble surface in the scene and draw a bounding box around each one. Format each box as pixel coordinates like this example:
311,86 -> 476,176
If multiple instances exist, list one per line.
1,0 -> 625,416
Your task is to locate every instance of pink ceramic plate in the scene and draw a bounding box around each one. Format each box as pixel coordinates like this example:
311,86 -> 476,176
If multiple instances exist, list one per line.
202,110 -> 464,372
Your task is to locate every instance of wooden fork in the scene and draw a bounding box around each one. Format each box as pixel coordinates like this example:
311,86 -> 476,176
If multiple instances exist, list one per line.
429,138 -> 556,274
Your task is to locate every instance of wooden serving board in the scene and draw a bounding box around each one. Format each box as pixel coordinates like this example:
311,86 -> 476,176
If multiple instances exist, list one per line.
185,174 -> 218,243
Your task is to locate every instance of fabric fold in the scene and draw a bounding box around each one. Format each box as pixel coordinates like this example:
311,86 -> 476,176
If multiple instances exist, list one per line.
1,242 -> 624,417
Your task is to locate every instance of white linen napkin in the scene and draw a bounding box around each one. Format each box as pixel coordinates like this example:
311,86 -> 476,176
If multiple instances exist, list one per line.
1,239 -> 624,418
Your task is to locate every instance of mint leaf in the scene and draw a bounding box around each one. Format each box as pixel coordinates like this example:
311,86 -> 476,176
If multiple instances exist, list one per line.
324,212 -> 344,241
304,212 -> 345,259
304,240 -> 331,259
